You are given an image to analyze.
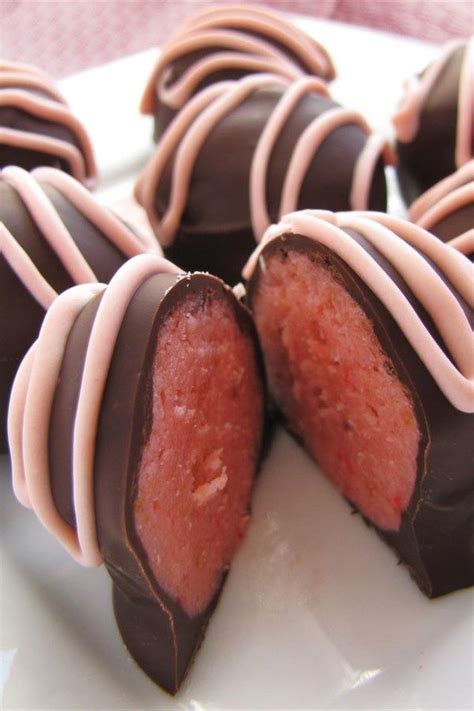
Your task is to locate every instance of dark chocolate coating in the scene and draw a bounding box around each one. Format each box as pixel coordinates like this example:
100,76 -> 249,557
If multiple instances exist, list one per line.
247,233 -> 473,597
396,44 -> 473,205
155,86 -> 387,285
48,272 -> 264,693
0,180 -> 130,453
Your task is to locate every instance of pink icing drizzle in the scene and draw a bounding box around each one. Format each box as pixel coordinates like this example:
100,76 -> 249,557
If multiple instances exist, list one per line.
136,73 -> 392,246
243,210 -> 474,413
409,160 -> 474,222
0,166 -> 157,309
0,62 -> 97,186
8,254 -> 181,566
448,230 -> 474,256
141,3 -> 334,114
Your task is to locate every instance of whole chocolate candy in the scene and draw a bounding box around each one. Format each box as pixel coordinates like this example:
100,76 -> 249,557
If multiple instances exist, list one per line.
8,254 -> 265,693
140,2 -> 335,138
136,74 -> 392,285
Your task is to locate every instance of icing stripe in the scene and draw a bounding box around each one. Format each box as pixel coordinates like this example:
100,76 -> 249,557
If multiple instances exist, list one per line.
250,76 -> 329,238
135,81 -> 234,241
448,230 -> 474,256
0,126 -> 89,185
415,182 -> 474,233
11,284 -> 105,565
409,160 -> 474,222
160,52 -> 299,111
0,71 -> 66,102
31,167 -> 152,258
9,254 -> 181,566
337,213 -> 472,377
3,166 -> 98,283
0,222 -> 58,309
350,132 -> 395,211
354,212 -> 474,306
278,108 -> 368,218
243,211 -> 474,412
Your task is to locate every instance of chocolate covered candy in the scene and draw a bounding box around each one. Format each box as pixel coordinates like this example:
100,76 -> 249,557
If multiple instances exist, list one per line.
136,73 -> 392,285
8,253 -> 265,693
0,61 -> 97,185
0,166 -> 156,452
409,161 -> 474,259
141,3 -> 335,138
244,210 -> 473,597
393,38 -> 473,206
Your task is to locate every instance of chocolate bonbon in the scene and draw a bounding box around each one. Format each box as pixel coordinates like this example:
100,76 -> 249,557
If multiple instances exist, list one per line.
244,210 -> 473,597
8,253 -> 265,693
141,3 -> 335,137
136,73 -> 392,285
393,38 -> 473,206
0,61 -> 97,185
0,166 -> 155,452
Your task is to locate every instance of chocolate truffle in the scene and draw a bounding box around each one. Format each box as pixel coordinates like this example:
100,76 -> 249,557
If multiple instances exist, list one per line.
141,3 -> 335,138
0,165 -> 156,452
409,160 -> 474,259
244,210 -> 473,598
136,73 -> 392,285
0,61 -> 97,186
393,38 -> 473,206
8,253 -> 265,694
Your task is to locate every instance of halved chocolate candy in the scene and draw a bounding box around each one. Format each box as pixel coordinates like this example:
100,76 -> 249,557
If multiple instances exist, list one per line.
245,210 -> 473,597
9,254 -> 265,693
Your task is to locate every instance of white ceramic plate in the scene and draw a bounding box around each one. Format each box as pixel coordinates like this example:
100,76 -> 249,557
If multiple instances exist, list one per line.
1,16 -> 473,710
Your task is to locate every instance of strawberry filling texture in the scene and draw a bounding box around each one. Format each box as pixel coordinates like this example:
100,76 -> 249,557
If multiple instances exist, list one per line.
134,290 -> 263,617
253,247 -> 419,531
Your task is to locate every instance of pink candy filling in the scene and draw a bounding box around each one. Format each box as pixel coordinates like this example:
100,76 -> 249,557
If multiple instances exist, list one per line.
134,291 -> 263,617
253,248 -> 419,531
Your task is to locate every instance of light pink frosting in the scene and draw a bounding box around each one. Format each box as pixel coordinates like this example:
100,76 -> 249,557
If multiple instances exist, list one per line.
0,62 -> 97,186
0,166 -> 158,309
8,254 -> 181,566
141,3 -> 334,114
243,210 -> 474,413
409,160 -> 474,234
393,38 -> 473,170
136,73 -> 392,246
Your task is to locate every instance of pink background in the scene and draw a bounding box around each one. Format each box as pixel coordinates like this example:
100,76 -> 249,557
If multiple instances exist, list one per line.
1,0 -> 473,78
